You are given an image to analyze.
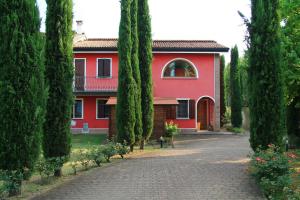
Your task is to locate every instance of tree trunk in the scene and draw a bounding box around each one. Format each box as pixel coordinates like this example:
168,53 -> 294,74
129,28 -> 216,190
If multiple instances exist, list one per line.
171,136 -> 175,148
54,168 -> 62,177
130,144 -> 134,152
140,139 -> 145,150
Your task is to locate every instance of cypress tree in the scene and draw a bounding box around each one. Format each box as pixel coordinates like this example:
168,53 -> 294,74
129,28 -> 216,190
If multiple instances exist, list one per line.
248,0 -> 286,150
0,0 -> 46,195
117,0 -> 136,149
131,0 -> 143,145
43,0 -> 73,176
220,55 -> 226,127
230,45 -> 242,128
138,0 -> 154,149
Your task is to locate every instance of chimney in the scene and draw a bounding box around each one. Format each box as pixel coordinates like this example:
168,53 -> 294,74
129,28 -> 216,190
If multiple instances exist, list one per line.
76,20 -> 84,35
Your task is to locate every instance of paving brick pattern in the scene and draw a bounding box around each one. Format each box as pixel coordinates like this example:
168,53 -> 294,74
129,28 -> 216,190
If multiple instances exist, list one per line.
32,134 -> 263,200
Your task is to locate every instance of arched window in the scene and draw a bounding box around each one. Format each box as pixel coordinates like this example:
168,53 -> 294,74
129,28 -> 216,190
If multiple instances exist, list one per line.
162,59 -> 198,78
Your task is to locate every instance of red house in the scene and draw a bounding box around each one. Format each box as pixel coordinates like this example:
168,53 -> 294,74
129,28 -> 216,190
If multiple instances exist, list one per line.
72,33 -> 229,137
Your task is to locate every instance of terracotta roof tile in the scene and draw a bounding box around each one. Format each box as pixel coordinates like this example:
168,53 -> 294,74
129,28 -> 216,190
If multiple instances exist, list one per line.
107,97 -> 179,105
74,38 -> 229,52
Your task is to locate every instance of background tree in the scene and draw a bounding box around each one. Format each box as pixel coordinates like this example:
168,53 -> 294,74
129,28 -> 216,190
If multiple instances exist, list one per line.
238,53 -> 249,107
280,0 -> 300,141
117,0 -> 136,150
230,45 -> 242,128
43,0 -> 73,177
131,0 -> 143,145
220,55 -> 226,127
138,0 -> 154,149
224,64 -> 231,107
248,0 -> 286,150
0,0 -> 46,195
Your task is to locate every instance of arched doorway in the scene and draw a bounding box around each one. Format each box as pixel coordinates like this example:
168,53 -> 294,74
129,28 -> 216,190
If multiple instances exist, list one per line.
197,97 -> 215,130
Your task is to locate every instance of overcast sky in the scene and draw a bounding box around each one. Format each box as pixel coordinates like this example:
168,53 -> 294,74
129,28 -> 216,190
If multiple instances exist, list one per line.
37,0 -> 251,62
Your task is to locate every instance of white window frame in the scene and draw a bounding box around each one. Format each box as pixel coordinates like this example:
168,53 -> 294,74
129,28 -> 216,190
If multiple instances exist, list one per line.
161,58 -> 199,79
96,58 -> 112,78
176,98 -> 190,119
72,98 -> 84,119
96,98 -> 109,119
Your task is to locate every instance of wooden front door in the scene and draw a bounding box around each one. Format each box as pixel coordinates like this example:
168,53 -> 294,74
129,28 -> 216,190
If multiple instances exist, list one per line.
197,98 -> 214,130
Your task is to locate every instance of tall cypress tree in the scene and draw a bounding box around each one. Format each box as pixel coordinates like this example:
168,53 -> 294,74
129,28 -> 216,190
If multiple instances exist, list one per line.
43,0 -> 73,176
230,45 -> 242,128
0,0 -> 46,195
220,55 -> 226,127
131,0 -> 143,145
138,0 -> 154,149
117,0 -> 136,149
248,0 -> 286,150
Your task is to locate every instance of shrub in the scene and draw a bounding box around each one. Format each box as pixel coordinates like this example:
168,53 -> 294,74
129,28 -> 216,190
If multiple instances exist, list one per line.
102,142 -> 117,162
164,121 -> 179,138
70,161 -> 80,175
0,170 -> 23,197
35,157 -> 65,184
78,149 -> 90,170
115,143 -> 130,159
250,144 -> 299,199
89,147 -> 105,167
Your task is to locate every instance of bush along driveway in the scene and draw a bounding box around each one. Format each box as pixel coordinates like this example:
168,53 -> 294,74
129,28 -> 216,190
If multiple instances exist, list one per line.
31,133 -> 263,200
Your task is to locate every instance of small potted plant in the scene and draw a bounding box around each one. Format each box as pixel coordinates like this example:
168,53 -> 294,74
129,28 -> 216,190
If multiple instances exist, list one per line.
164,121 -> 179,148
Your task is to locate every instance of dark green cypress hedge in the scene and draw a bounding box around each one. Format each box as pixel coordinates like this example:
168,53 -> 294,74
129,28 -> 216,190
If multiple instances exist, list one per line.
43,0 -> 73,176
230,45 -> 242,128
138,0 -> 154,149
131,0 -> 143,145
117,0 -> 136,147
0,0 -> 47,194
248,0 -> 286,150
220,55 -> 226,127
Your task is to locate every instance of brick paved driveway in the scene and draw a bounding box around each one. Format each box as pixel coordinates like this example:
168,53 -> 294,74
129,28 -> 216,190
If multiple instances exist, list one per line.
32,133 -> 263,200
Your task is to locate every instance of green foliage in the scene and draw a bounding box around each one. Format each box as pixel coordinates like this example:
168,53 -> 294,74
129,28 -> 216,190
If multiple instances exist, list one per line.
78,149 -> 90,170
138,0 -> 154,144
249,145 -> 299,199
0,0 -> 47,188
89,147 -> 105,167
238,53 -> 249,107
102,142 -> 117,162
164,121 -> 179,138
131,0 -> 143,145
248,0 -> 286,150
220,55 -> 226,127
224,64 -> 231,107
115,143 -> 130,159
230,45 -> 242,128
43,0 -> 73,171
117,0 -> 136,146
0,170 -> 23,197
35,157 -> 62,184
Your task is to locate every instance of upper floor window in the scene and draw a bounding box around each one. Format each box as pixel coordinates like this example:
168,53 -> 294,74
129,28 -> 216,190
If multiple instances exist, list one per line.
96,99 -> 110,119
162,59 -> 198,78
97,58 -> 112,78
72,99 -> 83,119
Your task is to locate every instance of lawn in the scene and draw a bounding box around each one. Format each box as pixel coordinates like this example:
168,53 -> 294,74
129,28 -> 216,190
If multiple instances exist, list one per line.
71,134 -> 107,149
289,150 -> 300,194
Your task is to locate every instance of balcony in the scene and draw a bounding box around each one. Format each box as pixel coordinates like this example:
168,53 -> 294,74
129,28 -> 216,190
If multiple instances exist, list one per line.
74,76 -> 118,93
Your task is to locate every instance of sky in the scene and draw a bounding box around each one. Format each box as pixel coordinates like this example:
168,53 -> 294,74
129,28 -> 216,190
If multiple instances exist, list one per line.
36,0 -> 251,62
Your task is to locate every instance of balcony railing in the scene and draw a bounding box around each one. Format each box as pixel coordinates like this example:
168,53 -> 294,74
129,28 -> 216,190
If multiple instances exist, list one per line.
74,76 -> 118,92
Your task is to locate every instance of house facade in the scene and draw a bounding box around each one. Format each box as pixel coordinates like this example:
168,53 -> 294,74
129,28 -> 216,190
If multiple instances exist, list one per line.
72,36 -> 229,136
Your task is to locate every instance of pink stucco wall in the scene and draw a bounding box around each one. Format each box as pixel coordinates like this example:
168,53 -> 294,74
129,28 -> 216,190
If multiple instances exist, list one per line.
73,53 -> 216,129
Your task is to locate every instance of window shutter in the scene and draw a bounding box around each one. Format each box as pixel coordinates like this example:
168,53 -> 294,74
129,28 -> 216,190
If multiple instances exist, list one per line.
98,59 -> 104,77
189,99 -> 195,119
104,59 -> 111,77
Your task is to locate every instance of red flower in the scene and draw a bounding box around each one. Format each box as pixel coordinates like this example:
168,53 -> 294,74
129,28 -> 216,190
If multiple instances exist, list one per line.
287,153 -> 297,159
256,157 -> 266,163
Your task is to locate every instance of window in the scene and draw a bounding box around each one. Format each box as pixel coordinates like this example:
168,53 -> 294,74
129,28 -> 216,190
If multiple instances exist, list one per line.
96,99 -> 110,119
73,99 -> 83,119
74,58 -> 86,90
176,99 -> 189,119
97,58 -> 111,78
163,59 -> 197,78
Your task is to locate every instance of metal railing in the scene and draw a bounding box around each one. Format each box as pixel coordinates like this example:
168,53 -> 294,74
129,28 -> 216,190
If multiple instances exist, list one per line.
73,76 -> 118,92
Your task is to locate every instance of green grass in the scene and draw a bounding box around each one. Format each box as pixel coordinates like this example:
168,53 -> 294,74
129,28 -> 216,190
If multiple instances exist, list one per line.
71,134 -> 107,149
